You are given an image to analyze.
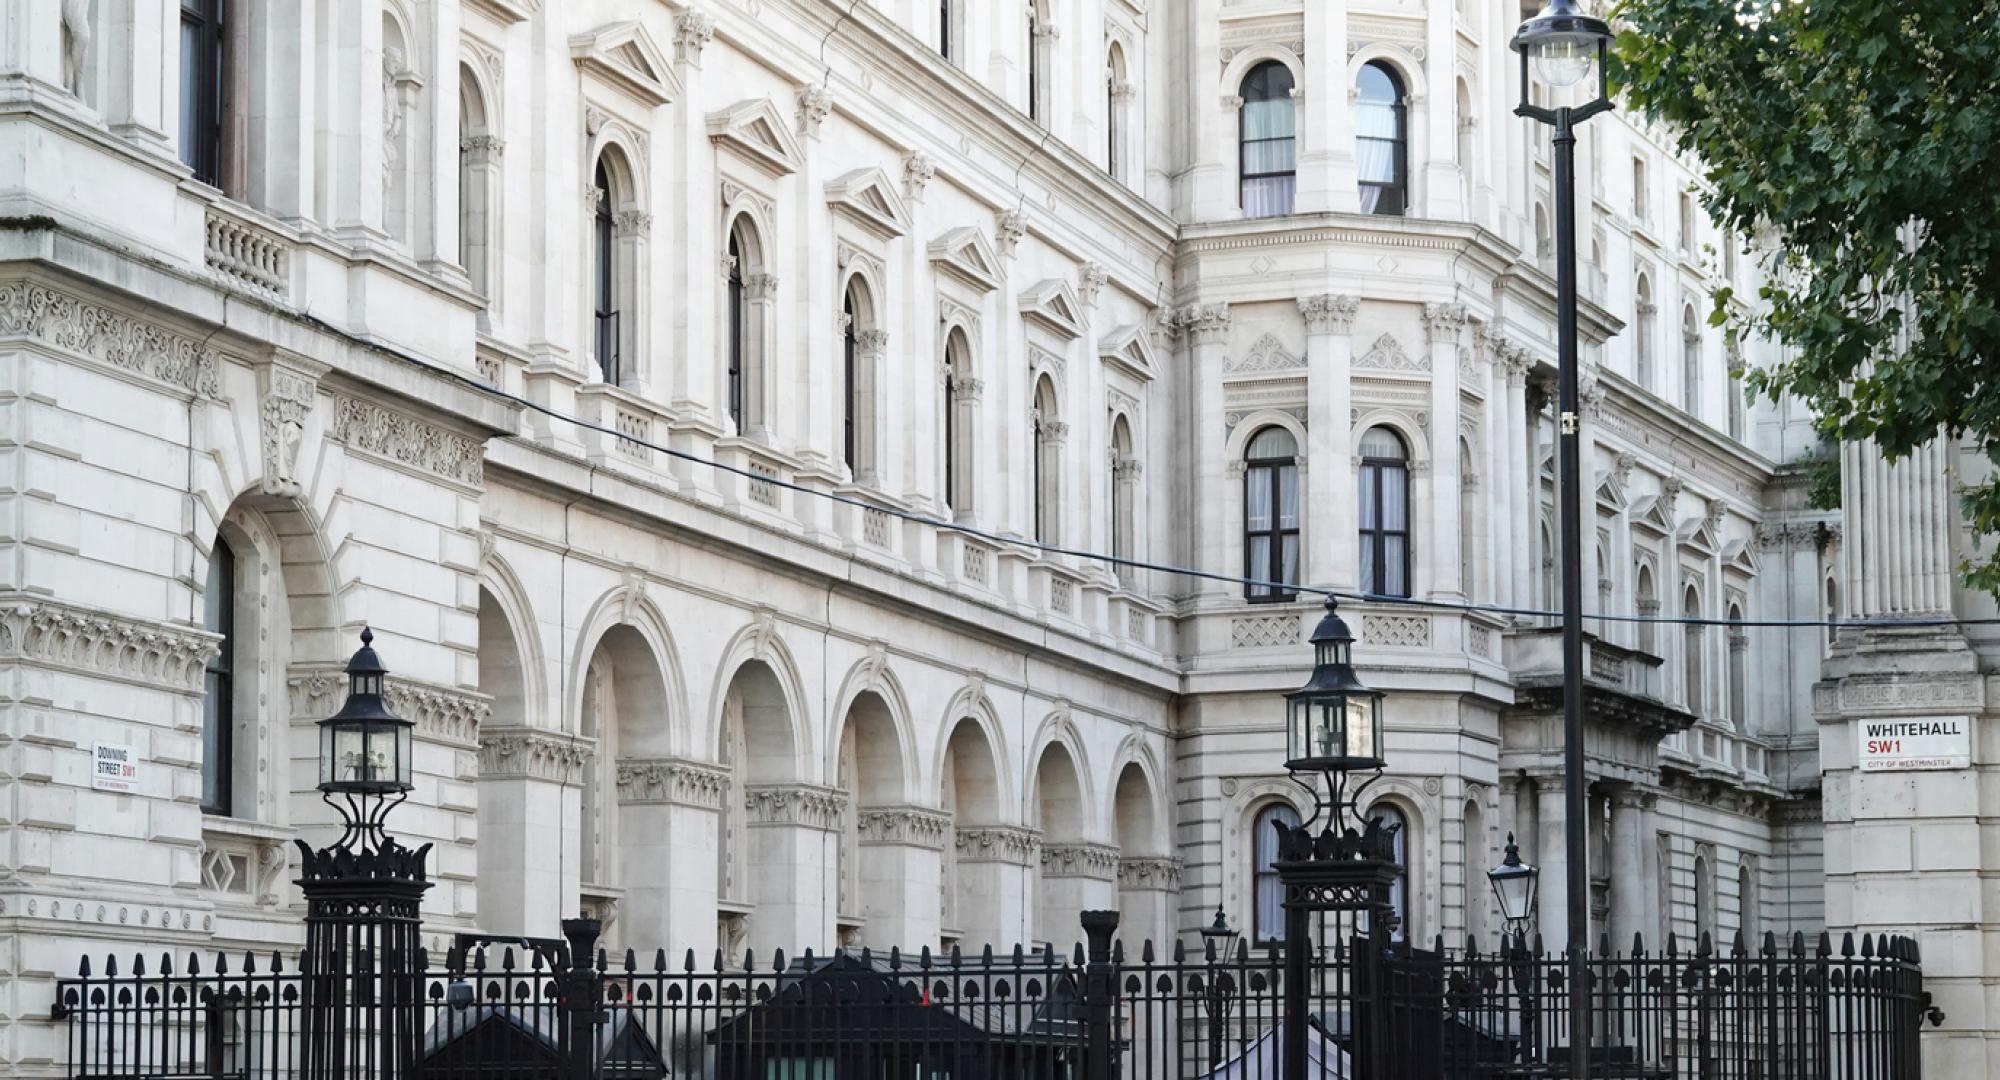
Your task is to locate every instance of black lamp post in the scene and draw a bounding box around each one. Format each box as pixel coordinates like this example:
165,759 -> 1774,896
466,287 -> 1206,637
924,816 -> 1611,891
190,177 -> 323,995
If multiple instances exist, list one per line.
1512,3 -> 1615,1076
1272,597 -> 1399,1080
1487,832 -> 1542,938
296,628 -> 432,1080
1199,905 -> 1239,1068
1488,833 -> 1545,1067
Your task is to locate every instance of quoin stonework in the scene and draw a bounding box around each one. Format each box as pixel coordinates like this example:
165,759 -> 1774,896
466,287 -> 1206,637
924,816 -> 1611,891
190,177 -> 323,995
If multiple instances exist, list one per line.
1,0 -> 1993,1076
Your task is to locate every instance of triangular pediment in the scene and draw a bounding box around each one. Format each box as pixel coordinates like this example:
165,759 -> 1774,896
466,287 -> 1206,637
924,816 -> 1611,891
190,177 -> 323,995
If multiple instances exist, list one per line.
1354,333 -> 1428,374
1677,513 -> 1720,555
825,167 -> 912,240
571,21 -> 678,108
1099,323 -> 1158,383
1595,473 -> 1627,511
1228,332 -> 1303,375
707,98 -> 802,177
1019,279 -> 1085,340
928,226 -> 1001,293
1722,538 -> 1759,577
1631,495 -> 1675,537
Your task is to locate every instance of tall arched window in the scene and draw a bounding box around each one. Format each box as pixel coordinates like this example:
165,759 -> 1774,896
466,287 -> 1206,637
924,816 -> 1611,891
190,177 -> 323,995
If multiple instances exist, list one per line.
1824,575 -> 1839,648
724,216 -> 771,436
1243,426 -> 1300,600
201,538 -> 236,817
1105,43 -> 1130,182
1371,803 -> 1411,941
1356,62 -> 1408,215
1110,415 -> 1136,584
1239,62 -> 1296,218
1727,603 -> 1747,726
1253,803 -> 1301,943
1635,273 -> 1656,389
179,0 -> 228,188
592,162 -> 618,384
1683,584 -> 1705,714
943,329 -> 975,517
1636,563 -> 1659,655
842,285 -> 860,472
1681,304 -> 1702,415
1738,859 -> 1757,935
1026,1 -> 1050,124
939,0 -> 957,62
726,230 -> 745,428
1032,375 -> 1062,544
459,65 -> 498,304
1359,426 -> 1411,598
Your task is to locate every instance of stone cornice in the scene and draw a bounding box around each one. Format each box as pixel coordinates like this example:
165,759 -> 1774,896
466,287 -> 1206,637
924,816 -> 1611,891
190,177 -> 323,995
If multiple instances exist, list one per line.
615,756 -> 730,809
289,667 -> 491,749
744,783 -> 847,831
0,280 -> 223,398
1116,856 -> 1183,890
856,805 -> 954,850
1040,841 -> 1121,881
0,597 -> 219,695
954,825 -> 1042,866
475,724 -> 592,781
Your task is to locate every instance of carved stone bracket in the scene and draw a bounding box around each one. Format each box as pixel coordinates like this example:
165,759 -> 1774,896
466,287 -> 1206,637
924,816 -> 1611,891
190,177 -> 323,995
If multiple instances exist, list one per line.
856,805 -> 955,850
744,783 -> 847,831
997,210 -> 1027,258
257,355 -> 324,497
615,756 -> 730,809
476,724 -> 592,781
902,152 -> 937,201
0,597 -> 218,694
795,85 -> 832,138
954,825 -> 1042,866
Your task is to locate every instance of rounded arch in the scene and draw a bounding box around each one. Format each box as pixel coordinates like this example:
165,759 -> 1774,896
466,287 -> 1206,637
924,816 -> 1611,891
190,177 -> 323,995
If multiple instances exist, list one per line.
1346,47 -> 1426,100
459,58 -> 494,133
1362,787 -> 1431,941
1110,759 -> 1164,858
1223,410 -> 1307,462
585,130 -> 646,210
1110,411 -> 1136,455
933,688 -> 1015,821
707,622 -> 812,781
1349,409 -> 1430,463
566,585 -> 689,751
1106,39 -> 1128,82
1025,712 -> 1096,841
1105,734 -> 1166,852
477,551 -> 547,730
941,317 -> 978,362
839,262 -> 883,330
207,488 -> 346,661
1219,47 -> 1303,97
722,199 -> 771,272
826,657 -> 919,802
1031,369 -> 1062,418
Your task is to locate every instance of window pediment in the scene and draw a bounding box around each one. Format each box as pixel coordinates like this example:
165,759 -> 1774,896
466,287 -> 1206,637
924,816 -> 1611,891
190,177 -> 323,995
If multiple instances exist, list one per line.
1098,323 -> 1157,383
928,226 -> 1002,293
571,21 -> 678,109
1630,494 -> 1675,537
1677,512 -> 1720,555
707,98 -> 803,177
1722,537 -> 1758,577
1019,279 -> 1085,340
825,167 -> 912,240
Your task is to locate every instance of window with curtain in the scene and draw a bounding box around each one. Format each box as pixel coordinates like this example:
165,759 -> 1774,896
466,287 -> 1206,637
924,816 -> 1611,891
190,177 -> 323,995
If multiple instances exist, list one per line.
1371,804 -> 1410,941
202,538 -> 236,817
1243,426 -> 1300,600
1681,305 -> 1702,415
179,0 -> 227,186
1239,62 -> 1296,218
1253,803 -> 1301,943
1356,63 -> 1407,215
1358,426 -> 1411,598
1683,585 -> 1704,714
726,230 -> 745,429
593,162 -> 618,385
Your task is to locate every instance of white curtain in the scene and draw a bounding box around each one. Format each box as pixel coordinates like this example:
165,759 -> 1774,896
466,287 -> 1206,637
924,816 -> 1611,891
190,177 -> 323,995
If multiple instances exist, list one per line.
1253,804 -> 1301,941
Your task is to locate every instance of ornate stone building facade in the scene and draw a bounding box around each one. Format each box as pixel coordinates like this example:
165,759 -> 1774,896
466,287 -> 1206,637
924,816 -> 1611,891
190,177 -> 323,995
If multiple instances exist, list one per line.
1,0 -> 1989,1074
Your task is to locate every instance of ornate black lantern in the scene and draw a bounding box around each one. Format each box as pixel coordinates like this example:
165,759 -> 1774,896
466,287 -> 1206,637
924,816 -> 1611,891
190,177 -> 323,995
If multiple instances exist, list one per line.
1487,832 -> 1541,930
1284,596 -> 1385,776
317,628 -> 412,796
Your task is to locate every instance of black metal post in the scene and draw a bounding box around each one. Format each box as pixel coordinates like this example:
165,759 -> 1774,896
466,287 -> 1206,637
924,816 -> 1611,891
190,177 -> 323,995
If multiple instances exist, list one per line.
1282,902 -> 1310,1080
1081,910 -> 1120,1080
294,826 -> 433,1080
1552,102 -> 1593,1078
560,918 -> 603,1080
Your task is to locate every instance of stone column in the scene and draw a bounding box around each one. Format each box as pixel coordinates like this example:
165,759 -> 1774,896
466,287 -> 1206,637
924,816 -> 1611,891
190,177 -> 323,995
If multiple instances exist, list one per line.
1424,303 -> 1468,599
1608,786 -> 1649,950
1502,345 -> 1533,609
1536,778 -> 1568,945
1577,366 -> 1604,624
477,727 -> 594,939
742,783 -> 846,953
1422,2 -> 1463,220
669,13 -> 716,421
1039,843 -> 1121,948
854,329 -> 890,488
856,805 -> 952,952
793,86 -> 832,466
954,825 -> 1040,951
898,153 -> 937,509
1297,1 -> 1357,213
1116,857 -> 1181,952
1301,295 -> 1359,590
1175,305 -> 1232,600
612,756 -> 728,953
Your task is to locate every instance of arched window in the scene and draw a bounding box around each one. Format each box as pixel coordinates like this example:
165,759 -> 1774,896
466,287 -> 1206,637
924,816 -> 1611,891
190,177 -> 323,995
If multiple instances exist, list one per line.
1032,375 -> 1062,544
943,329 -> 976,517
1026,1 -> 1050,124
1463,799 -> 1488,944
725,216 -> 771,436
1682,304 -> 1702,415
1239,62 -> 1296,218
1458,437 -> 1477,600
1243,426 -> 1300,600
459,65 -> 498,304
1534,203 -> 1551,264
1358,426 -> 1411,598
727,229 -> 745,428
1738,859 -> 1757,935
1727,603 -> 1747,726
1253,803 -> 1301,943
841,282 -> 868,475
592,162 -> 618,384
1105,43 -> 1129,182
1110,415 -> 1136,584
201,537 -> 236,817
1728,354 -> 1746,441
1356,62 -> 1408,215
1683,584 -> 1704,714
1635,563 -> 1659,655
1371,803 -> 1411,941
1635,273 -> 1656,389
1824,575 -> 1839,648
179,0 -> 228,187
1694,847 -> 1717,936
939,0 -> 958,62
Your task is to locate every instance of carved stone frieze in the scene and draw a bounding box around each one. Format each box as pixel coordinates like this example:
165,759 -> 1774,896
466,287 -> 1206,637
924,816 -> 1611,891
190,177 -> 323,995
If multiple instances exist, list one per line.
856,805 -> 955,850
476,724 -> 592,781
1116,856 -> 1182,890
327,395 -> 486,488
744,783 -> 847,831
1354,333 -> 1426,373
0,597 -> 218,693
0,281 -> 223,397
615,756 -> 730,809
1041,842 -> 1121,881
955,825 -> 1042,866
291,667 -> 491,748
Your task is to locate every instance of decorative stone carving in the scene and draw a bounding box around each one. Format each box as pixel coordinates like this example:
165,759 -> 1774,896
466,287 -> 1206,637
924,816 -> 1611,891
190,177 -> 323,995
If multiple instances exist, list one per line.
257,355 -> 323,498
1421,302 -> 1468,344
1116,856 -> 1182,889
327,395 -> 486,488
744,272 -> 780,302
955,825 -> 1041,866
477,725 -> 592,782
902,152 -> 936,201
795,85 -> 832,138
614,756 -> 730,808
674,12 -> 716,64
60,0 -> 91,96
856,806 -> 954,850
996,210 -> 1027,258
1354,333 -> 1427,373
1168,303 -> 1231,343
0,598 -> 218,693
1228,333 -> 1303,374
1078,262 -> 1108,308
290,667 -> 491,748
1041,842 -> 1120,881
0,282 -> 222,397
856,329 -> 890,354
1298,294 -> 1359,334
613,209 -> 653,237
744,784 -> 848,831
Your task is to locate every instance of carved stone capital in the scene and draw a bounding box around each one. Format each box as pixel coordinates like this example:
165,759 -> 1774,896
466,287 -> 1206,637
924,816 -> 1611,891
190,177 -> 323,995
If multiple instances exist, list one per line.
856,328 -> 890,355
745,272 -> 780,302
612,209 -> 652,238
1298,293 -> 1359,335
996,210 -> 1027,258
477,724 -> 592,781
902,152 -> 937,201
744,783 -> 847,831
459,134 -> 506,156
1421,301 -> 1469,344
615,756 -> 730,809
1041,842 -> 1121,881
1168,303 -> 1231,344
856,805 -> 955,850
954,825 -> 1042,866
796,86 -> 832,138
1116,856 -> 1183,890
674,12 -> 716,64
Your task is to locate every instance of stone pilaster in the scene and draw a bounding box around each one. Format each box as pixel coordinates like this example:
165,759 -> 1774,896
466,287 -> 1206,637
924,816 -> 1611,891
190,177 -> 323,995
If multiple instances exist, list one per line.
1302,295 -> 1359,590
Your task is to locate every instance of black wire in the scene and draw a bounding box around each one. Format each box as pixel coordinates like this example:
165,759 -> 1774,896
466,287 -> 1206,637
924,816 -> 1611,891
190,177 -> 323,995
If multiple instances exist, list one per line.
319,318 -> 1998,635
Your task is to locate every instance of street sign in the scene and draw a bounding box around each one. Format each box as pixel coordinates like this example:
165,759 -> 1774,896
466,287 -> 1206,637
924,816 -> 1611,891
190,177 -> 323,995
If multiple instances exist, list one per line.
1857,716 -> 1971,772
91,742 -> 140,792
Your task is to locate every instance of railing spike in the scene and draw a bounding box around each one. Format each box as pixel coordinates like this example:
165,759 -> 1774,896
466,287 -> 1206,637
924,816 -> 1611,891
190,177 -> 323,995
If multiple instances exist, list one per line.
743,948 -> 756,972
1860,933 -> 1874,959
887,945 -> 900,970
1697,931 -> 1712,958
1598,932 -> 1612,956
1731,929 -> 1747,958
1664,932 -> 1678,959
1817,931 -> 1833,958
77,956 -> 90,978
1631,931 -> 1646,959
1762,930 -> 1778,958
1464,933 -> 1479,959
132,954 -> 145,977
1142,939 -> 1155,964
1792,930 -> 1807,957
1840,931 -> 1855,958
711,948 -> 725,972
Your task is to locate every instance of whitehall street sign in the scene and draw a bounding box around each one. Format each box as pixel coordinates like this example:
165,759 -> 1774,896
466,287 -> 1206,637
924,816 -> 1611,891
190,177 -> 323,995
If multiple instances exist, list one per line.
91,741 -> 140,792
1857,716 -> 1971,772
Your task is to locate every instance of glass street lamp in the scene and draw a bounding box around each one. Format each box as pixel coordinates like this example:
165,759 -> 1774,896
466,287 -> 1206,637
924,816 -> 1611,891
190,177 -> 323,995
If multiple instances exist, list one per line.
1199,906 -> 1239,1068
1513,0 -> 1614,91
1487,833 -> 1541,931
317,628 -> 413,795
1284,596 -> 1385,777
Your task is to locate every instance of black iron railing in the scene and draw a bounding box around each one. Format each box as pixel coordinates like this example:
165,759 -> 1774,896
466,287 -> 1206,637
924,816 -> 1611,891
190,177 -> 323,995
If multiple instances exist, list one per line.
54,919 -> 1933,1079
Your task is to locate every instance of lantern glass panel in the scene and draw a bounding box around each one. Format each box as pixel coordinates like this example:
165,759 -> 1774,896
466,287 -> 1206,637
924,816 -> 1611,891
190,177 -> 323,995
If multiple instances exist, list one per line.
396,724 -> 413,786
1346,695 -> 1376,759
